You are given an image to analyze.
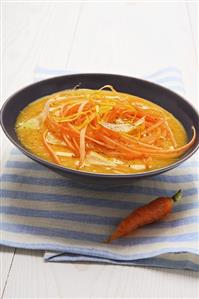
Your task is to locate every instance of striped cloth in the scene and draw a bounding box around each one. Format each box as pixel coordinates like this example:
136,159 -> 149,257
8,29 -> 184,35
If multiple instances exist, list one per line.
1,67 -> 199,271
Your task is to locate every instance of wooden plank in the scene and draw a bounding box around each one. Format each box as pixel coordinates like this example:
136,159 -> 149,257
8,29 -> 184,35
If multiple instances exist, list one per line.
0,247 -> 15,298
186,2 -> 198,59
2,249 -> 59,299
2,2 -> 81,99
68,2 -> 197,105
2,249 -> 199,299
1,1 -> 81,163
1,2 -> 81,297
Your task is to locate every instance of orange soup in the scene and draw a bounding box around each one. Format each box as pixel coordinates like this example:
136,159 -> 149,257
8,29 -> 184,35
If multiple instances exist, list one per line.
15,86 -> 195,174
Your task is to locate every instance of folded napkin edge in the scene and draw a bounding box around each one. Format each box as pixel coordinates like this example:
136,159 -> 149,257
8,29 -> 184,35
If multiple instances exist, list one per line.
1,239 -> 199,261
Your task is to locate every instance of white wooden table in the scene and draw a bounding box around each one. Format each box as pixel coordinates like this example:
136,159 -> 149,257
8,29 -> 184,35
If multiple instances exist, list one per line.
1,2 -> 198,298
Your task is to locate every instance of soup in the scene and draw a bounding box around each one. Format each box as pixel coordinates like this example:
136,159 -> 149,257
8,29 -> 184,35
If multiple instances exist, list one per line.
15,86 -> 195,174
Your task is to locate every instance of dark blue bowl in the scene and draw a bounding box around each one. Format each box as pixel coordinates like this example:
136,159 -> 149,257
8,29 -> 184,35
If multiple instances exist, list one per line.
1,73 -> 199,184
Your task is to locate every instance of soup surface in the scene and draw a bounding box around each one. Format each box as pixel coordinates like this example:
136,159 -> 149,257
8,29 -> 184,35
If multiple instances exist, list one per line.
16,86 -> 194,174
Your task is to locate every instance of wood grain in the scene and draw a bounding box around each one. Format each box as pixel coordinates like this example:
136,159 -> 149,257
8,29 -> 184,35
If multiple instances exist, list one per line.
0,247 -> 15,298
1,2 -> 198,298
2,249 -> 199,299
186,2 -> 198,60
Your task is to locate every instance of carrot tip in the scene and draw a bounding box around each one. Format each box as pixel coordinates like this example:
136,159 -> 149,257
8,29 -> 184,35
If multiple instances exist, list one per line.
104,234 -> 117,243
104,237 -> 112,244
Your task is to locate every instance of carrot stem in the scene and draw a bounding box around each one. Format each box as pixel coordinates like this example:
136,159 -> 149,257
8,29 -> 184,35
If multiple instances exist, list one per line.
172,189 -> 182,202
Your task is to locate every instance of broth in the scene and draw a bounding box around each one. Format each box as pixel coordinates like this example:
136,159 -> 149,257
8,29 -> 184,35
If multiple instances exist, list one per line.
16,87 -> 192,174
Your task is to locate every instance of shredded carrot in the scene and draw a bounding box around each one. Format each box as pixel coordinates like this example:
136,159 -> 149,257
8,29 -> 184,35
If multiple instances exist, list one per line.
42,130 -> 61,164
86,135 -> 115,149
161,128 -> 168,138
164,121 -> 177,148
62,134 -> 77,153
72,137 -> 80,151
79,126 -> 87,166
62,102 -> 80,116
78,100 -> 89,113
38,86 -> 195,170
141,119 -> 165,135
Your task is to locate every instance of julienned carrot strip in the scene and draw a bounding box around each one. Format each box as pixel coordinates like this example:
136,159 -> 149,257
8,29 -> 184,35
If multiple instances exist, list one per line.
147,127 -> 196,154
93,126 -> 187,159
62,134 -> 77,152
89,121 -> 98,130
72,137 -> 80,151
86,136 -> 115,149
144,156 -> 153,169
78,100 -> 89,113
124,127 -> 196,155
55,111 -> 88,123
65,123 -> 79,135
164,121 -> 177,148
79,126 -> 87,166
99,85 -> 117,92
114,152 -> 144,160
153,127 -> 162,145
161,128 -> 168,138
99,138 -> 193,159
90,143 -> 144,160
102,135 -> 146,157
45,116 -> 62,132
78,113 -> 98,129
42,130 -> 61,164
140,134 -> 157,145
107,190 -> 182,242
134,110 -> 159,122
62,102 -> 80,116
122,134 -> 162,149
41,87 -> 195,168
141,119 -> 165,135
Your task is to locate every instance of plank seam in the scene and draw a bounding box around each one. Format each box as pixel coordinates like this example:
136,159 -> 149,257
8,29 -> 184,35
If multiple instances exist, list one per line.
1,248 -> 16,299
185,2 -> 198,62
65,2 -> 84,69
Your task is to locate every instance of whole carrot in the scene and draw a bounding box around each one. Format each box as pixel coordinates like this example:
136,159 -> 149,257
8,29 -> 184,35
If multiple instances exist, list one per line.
107,190 -> 182,243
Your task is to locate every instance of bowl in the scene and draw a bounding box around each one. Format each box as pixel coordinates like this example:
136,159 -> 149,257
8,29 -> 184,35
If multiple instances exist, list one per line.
1,73 -> 199,184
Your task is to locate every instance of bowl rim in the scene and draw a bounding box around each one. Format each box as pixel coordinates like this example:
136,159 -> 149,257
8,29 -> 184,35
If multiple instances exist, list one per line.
1,72 -> 199,179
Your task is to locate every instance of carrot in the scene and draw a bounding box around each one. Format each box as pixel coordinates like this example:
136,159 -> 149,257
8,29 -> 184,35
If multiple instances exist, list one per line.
164,121 -> 177,148
125,127 -> 196,155
62,102 -> 80,116
101,135 -> 145,156
107,190 -> 182,242
123,134 -> 162,150
40,86 -> 195,169
141,119 -> 165,135
134,110 -> 160,122
72,137 -> 80,152
161,128 -> 168,138
62,134 -> 77,153
86,135 -> 115,149
140,134 -> 157,145
78,100 -> 89,113
42,130 -> 61,164
56,111 -> 87,123
79,126 -> 87,166
63,123 -> 79,135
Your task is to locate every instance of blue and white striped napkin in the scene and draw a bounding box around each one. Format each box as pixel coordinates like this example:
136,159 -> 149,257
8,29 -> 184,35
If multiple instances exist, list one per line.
1,67 -> 199,271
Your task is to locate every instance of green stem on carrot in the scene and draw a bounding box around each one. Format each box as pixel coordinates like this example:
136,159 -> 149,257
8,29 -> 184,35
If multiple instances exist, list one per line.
172,189 -> 182,202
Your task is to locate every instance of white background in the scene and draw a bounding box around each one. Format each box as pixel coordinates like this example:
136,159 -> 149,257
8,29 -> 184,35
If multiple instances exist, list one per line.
1,1 -> 198,298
